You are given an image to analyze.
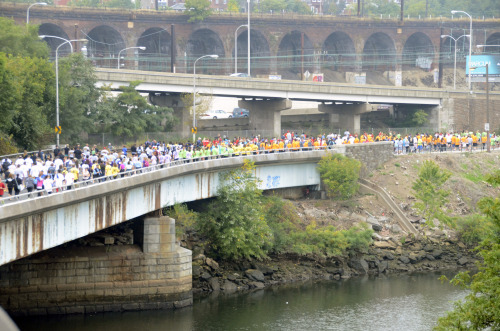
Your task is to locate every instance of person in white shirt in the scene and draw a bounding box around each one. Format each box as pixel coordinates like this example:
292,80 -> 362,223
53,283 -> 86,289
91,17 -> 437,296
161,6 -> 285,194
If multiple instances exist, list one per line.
44,177 -> 54,194
64,171 -> 74,190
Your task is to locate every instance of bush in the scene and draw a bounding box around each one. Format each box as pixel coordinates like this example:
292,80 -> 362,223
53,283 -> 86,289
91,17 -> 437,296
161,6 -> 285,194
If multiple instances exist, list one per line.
318,154 -> 361,200
163,203 -> 198,238
197,160 -> 273,260
263,196 -> 302,254
455,214 -> 493,248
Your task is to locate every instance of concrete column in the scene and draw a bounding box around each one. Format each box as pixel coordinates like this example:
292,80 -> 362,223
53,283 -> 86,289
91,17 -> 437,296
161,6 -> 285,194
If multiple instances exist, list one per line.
238,98 -> 292,137
143,216 -> 176,254
149,93 -> 190,138
318,103 -> 374,134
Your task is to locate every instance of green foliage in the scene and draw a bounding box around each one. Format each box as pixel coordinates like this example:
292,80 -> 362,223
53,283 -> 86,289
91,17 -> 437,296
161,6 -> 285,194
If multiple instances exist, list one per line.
96,81 -> 175,137
0,18 -> 49,59
412,160 -> 453,227
318,154 -> 361,200
198,160 -> 273,260
435,172 -> 500,330
412,109 -> 428,126
258,0 -> 286,12
105,0 -> 135,8
69,0 -> 136,8
262,196 -> 302,254
289,222 -> 372,258
227,0 -> 240,12
0,133 -> 18,155
455,214 -> 493,248
286,0 -> 311,14
185,0 -> 212,22
164,203 -> 199,237
58,53 -> 101,144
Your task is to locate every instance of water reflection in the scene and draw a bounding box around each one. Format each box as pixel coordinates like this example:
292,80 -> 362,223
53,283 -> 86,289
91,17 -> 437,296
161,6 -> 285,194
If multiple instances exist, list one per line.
15,272 -> 465,331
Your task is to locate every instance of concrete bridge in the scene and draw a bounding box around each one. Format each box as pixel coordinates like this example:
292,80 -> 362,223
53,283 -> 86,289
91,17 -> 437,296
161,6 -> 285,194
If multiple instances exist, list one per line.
3,3 -> 500,82
0,143 -> 393,315
95,68 -> 500,137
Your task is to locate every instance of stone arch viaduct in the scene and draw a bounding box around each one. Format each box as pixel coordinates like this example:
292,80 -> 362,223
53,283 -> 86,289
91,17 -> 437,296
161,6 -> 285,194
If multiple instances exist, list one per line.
3,3 -> 500,82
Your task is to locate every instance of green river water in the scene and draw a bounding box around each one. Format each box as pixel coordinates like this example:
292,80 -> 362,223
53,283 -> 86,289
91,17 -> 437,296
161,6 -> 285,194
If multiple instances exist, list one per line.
15,271 -> 466,331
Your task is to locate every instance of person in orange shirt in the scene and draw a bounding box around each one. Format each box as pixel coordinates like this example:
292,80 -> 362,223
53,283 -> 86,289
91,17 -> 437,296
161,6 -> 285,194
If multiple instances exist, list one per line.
292,138 -> 300,151
278,140 -> 285,152
313,139 -> 320,149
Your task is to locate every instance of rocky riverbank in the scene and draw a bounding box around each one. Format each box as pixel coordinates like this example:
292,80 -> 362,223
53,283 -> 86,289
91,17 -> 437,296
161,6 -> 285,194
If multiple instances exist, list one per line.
187,228 -> 477,295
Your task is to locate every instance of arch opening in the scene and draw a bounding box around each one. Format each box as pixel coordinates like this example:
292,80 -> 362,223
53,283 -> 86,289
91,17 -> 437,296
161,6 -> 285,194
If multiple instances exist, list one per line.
277,31 -> 314,80
85,25 -> 126,68
233,29 -> 271,76
402,32 -> 435,71
186,29 -> 225,75
38,23 -> 71,57
137,28 -> 171,72
322,31 -> 356,82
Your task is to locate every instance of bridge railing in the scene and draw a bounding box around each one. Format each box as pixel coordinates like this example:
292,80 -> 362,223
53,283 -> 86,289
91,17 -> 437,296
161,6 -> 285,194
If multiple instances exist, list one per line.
0,146 -> 337,204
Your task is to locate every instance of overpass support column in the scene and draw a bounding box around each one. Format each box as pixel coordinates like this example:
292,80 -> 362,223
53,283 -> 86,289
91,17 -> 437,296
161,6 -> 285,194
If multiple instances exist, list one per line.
318,103 -> 374,134
149,93 -> 190,138
238,98 -> 292,137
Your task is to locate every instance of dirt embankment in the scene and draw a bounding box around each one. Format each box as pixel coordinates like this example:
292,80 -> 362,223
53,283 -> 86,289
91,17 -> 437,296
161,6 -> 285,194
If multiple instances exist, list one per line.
189,151 -> 499,294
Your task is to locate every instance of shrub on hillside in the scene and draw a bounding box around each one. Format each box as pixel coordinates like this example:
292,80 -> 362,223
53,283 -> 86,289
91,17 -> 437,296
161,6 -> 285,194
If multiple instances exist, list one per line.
318,154 -> 362,200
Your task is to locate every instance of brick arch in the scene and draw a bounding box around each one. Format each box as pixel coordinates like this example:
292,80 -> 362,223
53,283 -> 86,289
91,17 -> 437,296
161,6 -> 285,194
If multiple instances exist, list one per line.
186,28 -> 225,75
322,31 -> 357,73
277,30 -> 314,80
362,32 -> 396,72
403,32 -> 435,70
233,29 -> 271,76
85,25 -> 126,68
484,32 -> 500,53
137,27 -> 171,72
38,23 -> 71,57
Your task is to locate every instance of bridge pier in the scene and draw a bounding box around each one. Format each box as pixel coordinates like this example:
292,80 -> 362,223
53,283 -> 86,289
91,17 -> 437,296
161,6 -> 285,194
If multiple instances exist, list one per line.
318,103 -> 374,134
0,216 -> 192,316
238,98 -> 292,138
149,93 -> 190,138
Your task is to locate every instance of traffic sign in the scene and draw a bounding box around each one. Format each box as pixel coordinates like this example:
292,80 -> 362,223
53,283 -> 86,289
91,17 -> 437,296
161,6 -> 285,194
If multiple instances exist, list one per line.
191,127 -> 197,134
54,126 -> 61,134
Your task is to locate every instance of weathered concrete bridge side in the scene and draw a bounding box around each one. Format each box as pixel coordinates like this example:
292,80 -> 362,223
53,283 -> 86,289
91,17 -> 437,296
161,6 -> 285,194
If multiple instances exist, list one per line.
0,143 -> 393,315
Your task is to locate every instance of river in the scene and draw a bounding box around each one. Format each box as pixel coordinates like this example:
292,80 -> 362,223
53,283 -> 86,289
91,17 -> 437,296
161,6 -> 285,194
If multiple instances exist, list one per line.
15,271 -> 466,331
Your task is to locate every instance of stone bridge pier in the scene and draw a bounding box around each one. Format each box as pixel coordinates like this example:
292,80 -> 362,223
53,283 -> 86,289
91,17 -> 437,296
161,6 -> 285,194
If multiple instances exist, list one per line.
318,103 -> 374,134
0,216 -> 192,316
239,98 -> 292,138
149,93 -> 190,137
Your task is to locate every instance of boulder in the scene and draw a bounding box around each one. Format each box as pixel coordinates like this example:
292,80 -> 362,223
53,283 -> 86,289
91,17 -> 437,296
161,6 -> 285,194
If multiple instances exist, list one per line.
208,278 -> 220,291
348,257 -> 369,274
245,269 -> 265,282
200,271 -> 212,281
206,257 -> 219,271
227,273 -> 238,281
432,250 -> 443,259
374,241 -> 396,250
399,256 -> 410,264
248,281 -> 265,289
425,254 -> 435,261
253,263 -> 274,276
383,252 -> 394,260
457,257 -> 468,266
377,260 -> 388,273
221,280 -> 238,292
192,265 -> 202,278
391,224 -> 402,233
372,224 -> 383,232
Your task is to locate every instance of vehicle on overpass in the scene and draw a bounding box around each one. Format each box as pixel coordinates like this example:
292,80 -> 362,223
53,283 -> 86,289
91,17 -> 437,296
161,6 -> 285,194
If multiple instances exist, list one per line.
200,109 -> 232,119
232,108 -> 249,118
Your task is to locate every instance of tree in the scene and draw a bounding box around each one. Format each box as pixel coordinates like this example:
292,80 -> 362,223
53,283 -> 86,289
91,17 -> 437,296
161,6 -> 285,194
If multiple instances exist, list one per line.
412,109 -> 428,126
185,0 -> 212,23
227,0 -> 240,12
286,0 -> 311,14
105,0 -> 136,8
180,92 -> 213,127
0,54 -> 16,133
198,160 -> 273,260
412,160 -> 452,227
259,0 -> 286,13
0,18 -> 49,59
317,154 -> 361,200
96,81 -> 175,137
435,170 -> 500,330
57,52 -> 102,144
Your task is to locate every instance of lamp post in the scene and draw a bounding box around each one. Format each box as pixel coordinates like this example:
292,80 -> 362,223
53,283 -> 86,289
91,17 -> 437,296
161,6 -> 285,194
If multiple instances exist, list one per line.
440,34 -> 470,89
234,24 -> 248,73
193,54 -> 218,142
117,46 -> 146,69
27,2 -> 47,24
247,0 -> 251,77
39,35 -> 74,54
54,39 -> 87,146
451,10 -> 472,90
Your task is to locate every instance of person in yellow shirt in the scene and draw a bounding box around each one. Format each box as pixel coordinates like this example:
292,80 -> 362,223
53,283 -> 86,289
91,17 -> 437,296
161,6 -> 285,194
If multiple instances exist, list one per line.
292,138 -> 300,151
105,162 -> 113,177
278,140 -> 285,152
70,163 -> 79,183
111,163 -> 120,179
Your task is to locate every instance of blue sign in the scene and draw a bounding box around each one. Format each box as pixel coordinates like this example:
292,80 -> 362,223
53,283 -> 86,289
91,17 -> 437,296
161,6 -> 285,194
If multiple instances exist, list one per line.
466,55 -> 500,77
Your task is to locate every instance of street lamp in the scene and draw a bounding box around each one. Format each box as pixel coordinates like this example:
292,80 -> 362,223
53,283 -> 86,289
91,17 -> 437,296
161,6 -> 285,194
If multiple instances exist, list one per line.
54,39 -> 88,146
451,10 -> 472,90
247,0 -> 251,77
234,24 -> 248,73
117,46 -> 146,69
193,54 -> 218,142
441,34 -> 470,89
27,2 -> 47,24
39,35 -> 74,54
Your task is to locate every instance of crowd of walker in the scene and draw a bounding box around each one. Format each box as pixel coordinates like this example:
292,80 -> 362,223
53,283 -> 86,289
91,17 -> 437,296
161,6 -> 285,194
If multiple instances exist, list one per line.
1,130 -> 499,199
